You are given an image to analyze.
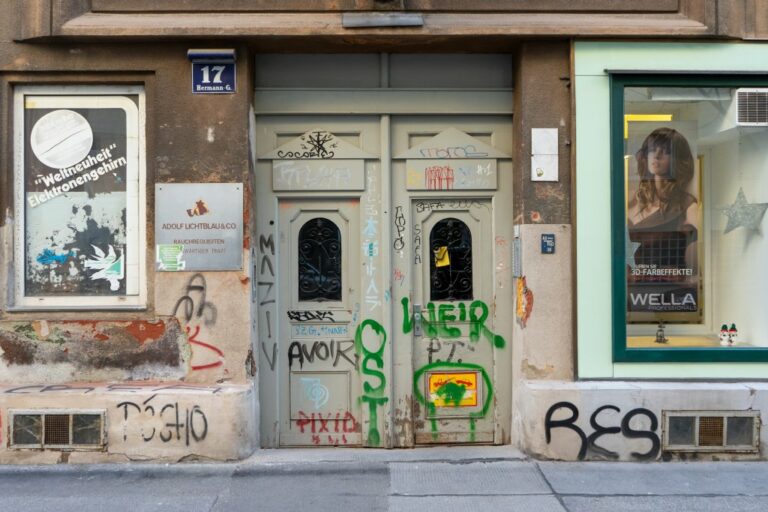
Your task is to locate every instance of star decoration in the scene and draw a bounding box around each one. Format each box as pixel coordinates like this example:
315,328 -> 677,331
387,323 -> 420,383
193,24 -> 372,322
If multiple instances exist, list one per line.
722,187 -> 768,234
625,223 -> 641,269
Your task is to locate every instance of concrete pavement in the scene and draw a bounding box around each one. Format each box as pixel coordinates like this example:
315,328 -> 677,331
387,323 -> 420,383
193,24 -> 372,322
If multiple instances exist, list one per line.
1,446 -> 767,511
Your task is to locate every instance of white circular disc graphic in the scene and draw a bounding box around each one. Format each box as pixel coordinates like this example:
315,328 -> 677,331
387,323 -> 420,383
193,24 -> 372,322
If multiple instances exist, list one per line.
30,109 -> 94,169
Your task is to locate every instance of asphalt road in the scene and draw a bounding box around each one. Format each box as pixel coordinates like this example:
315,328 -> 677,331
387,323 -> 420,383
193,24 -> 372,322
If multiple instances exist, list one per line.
2,448 -> 768,511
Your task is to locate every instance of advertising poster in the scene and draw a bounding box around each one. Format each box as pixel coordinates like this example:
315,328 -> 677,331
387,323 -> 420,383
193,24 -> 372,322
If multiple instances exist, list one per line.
22,96 -> 139,297
625,121 -> 701,320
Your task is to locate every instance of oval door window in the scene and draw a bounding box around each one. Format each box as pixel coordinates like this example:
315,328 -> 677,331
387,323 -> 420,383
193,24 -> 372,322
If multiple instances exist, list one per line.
429,218 -> 473,301
298,217 -> 342,302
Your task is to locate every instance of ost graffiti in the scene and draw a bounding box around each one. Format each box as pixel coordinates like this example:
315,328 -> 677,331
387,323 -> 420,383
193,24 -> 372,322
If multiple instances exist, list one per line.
355,319 -> 388,446
288,340 -> 359,370
544,401 -> 660,461
117,396 -> 208,445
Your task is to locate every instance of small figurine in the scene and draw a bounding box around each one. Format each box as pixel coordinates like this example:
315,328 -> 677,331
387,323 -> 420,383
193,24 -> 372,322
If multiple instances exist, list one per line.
719,324 -> 730,346
655,321 -> 668,344
728,323 -> 738,346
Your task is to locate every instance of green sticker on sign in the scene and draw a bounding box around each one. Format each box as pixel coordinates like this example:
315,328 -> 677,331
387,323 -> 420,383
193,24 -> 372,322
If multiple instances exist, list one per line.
156,244 -> 185,271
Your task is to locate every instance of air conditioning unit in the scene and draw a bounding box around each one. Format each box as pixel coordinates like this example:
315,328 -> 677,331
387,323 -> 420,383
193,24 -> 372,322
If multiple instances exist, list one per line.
735,88 -> 768,126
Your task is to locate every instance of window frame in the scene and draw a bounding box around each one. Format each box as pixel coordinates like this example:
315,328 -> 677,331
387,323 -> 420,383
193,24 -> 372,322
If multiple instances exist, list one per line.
610,73 -> 768,363
11,85 -> 147,310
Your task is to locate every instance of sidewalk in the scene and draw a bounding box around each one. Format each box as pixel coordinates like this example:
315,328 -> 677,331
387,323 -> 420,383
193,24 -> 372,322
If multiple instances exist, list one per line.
0,446 -> 766,511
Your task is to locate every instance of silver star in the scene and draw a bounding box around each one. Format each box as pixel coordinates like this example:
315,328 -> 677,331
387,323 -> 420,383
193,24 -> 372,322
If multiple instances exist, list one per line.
625,223 -> 641,269
723,188 -> 768,234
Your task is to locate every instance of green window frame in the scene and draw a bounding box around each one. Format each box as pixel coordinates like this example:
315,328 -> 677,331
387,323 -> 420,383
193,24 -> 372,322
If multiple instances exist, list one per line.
610,73 -> 768,363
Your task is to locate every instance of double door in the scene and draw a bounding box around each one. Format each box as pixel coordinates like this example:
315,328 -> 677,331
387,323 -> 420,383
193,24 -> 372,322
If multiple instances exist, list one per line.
255,115 -> 513,447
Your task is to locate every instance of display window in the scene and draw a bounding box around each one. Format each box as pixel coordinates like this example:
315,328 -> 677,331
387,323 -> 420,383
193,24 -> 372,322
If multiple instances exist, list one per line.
12,86 -> 146,309
611,75 -> 768,361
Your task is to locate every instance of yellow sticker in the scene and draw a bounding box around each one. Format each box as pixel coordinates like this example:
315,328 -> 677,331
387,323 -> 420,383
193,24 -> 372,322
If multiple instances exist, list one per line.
434,246 -> 450,267
429,372 -> 478,407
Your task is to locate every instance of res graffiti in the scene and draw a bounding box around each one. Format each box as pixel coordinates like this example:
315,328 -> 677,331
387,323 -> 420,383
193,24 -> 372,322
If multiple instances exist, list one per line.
117,396 -> 208,445
545,401 -> 660,461
288,340 -> 359,370
401,297 -> 505,349
355,319 -> 388,447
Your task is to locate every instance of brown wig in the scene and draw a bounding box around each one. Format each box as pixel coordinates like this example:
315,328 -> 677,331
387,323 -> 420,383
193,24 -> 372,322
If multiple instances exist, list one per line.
634,127 -> 695,213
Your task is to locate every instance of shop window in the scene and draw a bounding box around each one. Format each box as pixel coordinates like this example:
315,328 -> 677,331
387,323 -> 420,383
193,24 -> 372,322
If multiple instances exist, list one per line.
298,217 -> 342,302
429,218 -> 473,301
611,75 -> 768,361
12,86 -> 146,309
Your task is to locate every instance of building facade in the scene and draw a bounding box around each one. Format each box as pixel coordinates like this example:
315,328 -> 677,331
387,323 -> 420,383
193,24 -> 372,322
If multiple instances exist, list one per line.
0,0 -> 767,462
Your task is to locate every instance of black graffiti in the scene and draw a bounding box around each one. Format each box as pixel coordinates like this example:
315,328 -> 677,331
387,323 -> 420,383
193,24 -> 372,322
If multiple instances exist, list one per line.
261,341 -> 277,371
288,340 -> 358,369
413,223 -> 422,264
277,131 -> 337,159
172,273 -> 217,327
258,234 -> 276,307
393,206 -> 406,251
117,397 -> 208,445
426,338 -> 475,364
415,200 -> 445,213
287,310 -> 336,322
544,401 -> 660,461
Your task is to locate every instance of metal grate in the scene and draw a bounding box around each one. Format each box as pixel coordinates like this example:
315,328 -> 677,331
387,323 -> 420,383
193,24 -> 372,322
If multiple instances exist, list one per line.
663,410 -> 759,453
737,89 -> 768,125
698,416 -> 724,446
10,410 -> 104,449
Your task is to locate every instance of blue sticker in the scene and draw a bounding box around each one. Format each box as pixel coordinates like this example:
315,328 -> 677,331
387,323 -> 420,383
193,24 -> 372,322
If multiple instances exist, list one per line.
541,234 -> 555,254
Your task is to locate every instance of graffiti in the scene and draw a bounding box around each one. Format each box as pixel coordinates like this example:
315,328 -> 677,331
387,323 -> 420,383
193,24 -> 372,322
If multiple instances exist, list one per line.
295,411 -> 358,445
418,145 -> 488,159
274,161 -> 356,190
413,223 -> 422,264
393,268 -> 405,287
544,402 -> 660,461
287,310 -> 336,322
36,249 -> 75,265
300,378 -> 330,409
261,341 -> 277,371
172,273 -> 222,372
288,340 -> 358,370
186,325 -> 224,371
355,319 -> 388,446
425,165 -> 455,190
3,383 -> 223,394
413,362 -> 492,442
426,338 -> 475,364
186,199 -> 209,217
277,130 -> 337,159
292,324 -> 349,337
172,274 -> 218,327
393,206 -> 406,251
117,396 -> 208,445
415,200 -> 445,213
401,297 -> 505,349
363,172 -> 381,312
516,276 -> 534,328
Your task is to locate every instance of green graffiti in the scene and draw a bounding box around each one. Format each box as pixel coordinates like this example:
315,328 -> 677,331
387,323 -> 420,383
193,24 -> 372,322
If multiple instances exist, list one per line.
413,361 -> 493,443
435,381 -> 467,407
401,297 -> 505,349
355,319 -> 389,447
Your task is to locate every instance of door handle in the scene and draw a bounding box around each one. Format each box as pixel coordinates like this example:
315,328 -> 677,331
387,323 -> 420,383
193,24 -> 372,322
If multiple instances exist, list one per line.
413,304 -> 422,337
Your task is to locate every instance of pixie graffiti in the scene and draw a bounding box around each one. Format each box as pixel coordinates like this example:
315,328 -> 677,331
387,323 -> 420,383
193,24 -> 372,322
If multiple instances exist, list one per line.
296,411 -> 358,446
355,319 -> 388,446
401,297 -> 505,349
544,401 -> 660,461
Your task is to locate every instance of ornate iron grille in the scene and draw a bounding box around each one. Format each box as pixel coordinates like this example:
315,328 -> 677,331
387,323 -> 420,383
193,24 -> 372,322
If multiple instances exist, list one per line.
429,218 -> 473,301
298,217 -> 342,302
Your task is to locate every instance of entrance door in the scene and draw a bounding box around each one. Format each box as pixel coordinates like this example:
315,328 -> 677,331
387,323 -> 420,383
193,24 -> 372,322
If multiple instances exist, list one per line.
391,117 -> 514,445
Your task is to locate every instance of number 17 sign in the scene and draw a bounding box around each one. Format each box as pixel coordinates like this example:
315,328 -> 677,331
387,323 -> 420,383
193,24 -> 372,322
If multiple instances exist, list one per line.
191,62 -> 236,94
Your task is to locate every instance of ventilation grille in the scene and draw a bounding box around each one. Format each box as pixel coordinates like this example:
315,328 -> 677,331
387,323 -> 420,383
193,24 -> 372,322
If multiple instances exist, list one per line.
10,410 -> 105,449
736,89 -> 768,126
663,410 -> 759,453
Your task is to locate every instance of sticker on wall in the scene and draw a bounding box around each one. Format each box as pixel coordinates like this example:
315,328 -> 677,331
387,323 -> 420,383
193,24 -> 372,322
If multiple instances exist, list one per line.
428,372 -> 478,407
84,244 -> 124,291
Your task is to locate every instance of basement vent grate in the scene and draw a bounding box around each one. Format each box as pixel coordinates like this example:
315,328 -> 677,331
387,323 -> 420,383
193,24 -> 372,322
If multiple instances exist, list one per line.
736,88 -> 768,126
10,410 -> 105,450
663,410 -> 760,453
